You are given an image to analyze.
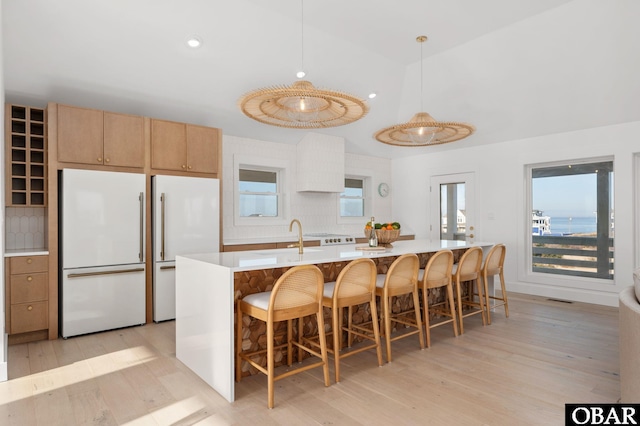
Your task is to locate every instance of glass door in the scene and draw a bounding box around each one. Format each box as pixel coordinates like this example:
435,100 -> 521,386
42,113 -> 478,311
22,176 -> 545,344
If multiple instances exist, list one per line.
430,173 -> 476,242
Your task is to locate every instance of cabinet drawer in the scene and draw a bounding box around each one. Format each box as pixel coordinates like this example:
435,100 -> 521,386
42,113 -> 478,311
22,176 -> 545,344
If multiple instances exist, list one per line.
10,301 -> 48,334
10,255 -> 48,274
10,272 -> 48,304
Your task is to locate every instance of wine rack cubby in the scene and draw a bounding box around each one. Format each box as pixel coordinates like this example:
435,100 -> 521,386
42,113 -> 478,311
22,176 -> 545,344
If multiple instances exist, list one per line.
5,104 -> 47,206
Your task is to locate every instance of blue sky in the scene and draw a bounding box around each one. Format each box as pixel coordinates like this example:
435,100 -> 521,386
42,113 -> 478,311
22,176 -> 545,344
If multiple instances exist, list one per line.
533,174 -> 596,217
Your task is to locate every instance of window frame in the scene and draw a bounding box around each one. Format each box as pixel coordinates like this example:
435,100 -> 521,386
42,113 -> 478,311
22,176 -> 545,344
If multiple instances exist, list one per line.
337,171 -> 373,225
522,156 -> 615,289
234,155 -> 289,226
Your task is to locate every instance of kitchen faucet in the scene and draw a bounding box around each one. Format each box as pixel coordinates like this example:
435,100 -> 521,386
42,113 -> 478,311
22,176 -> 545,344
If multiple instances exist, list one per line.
288,219 -> 304,254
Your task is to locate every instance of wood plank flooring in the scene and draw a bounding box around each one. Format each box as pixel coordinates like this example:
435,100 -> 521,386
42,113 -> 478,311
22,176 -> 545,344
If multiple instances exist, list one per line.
0,293 -> 620,425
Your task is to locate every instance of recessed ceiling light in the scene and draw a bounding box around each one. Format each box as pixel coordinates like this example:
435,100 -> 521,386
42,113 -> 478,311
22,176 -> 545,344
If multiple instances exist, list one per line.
186,37 -> 202,48
368,93 -> 377,99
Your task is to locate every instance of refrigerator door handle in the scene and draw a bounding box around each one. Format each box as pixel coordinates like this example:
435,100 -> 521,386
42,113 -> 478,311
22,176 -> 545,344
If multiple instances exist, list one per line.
139,192 -> 144,262
67,267 -> 145,278
160,192 -> 166,261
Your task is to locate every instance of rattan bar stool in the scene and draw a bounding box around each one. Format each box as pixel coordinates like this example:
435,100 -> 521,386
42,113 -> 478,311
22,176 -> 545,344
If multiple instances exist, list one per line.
319,258 -> 383,383
235,264 -> 330,409
418,249 -> 458,347
481,243 -> 509,324
376,253 -> 425,362
452,246 -> 486,334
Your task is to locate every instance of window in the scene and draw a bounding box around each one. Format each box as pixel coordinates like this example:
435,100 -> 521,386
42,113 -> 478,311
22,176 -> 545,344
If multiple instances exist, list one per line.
340,177 -> 365,217
239,168 -> 280,218
529,159 -> 614,280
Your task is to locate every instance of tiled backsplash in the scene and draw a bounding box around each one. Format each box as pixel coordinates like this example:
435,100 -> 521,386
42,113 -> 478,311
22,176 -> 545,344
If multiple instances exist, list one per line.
5,207 -> 47,250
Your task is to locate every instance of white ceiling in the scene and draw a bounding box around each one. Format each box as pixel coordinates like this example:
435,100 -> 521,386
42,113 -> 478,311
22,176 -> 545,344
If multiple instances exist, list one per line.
3,0 -> 638,159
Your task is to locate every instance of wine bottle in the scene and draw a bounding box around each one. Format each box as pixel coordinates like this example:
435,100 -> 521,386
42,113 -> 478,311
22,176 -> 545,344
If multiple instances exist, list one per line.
368,216 -> 378,247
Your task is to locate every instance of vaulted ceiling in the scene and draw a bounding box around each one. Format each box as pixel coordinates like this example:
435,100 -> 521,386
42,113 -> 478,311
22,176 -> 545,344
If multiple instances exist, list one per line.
3,0 -> 638,158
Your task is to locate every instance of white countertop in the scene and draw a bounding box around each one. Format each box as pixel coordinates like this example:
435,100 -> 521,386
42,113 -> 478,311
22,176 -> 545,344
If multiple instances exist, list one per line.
4,249 -> 49,257
179,239 -> 493,272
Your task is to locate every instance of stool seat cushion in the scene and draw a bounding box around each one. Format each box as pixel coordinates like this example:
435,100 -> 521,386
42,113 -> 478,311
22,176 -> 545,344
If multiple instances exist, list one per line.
323,281 -> 336,298
242,291 -> 272,310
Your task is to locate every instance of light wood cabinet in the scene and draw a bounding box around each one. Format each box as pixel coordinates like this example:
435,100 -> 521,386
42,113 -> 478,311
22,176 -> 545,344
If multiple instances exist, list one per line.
151,119 -> 219,174
5,255 -> 49,338
57,104 -> 144,168
223,240 -> 321,252
5,104 -> 47,206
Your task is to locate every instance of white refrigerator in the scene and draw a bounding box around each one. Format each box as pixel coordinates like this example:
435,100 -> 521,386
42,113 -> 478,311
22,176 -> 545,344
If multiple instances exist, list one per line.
61,169 -> 146,338
152,175 -> 220,322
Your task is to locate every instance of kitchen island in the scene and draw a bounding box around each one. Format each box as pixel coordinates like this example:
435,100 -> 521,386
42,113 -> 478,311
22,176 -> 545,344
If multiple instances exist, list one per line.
175,239 -> 494,402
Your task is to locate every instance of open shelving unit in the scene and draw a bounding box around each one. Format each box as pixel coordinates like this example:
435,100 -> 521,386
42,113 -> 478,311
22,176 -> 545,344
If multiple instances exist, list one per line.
5,104 -> 47,206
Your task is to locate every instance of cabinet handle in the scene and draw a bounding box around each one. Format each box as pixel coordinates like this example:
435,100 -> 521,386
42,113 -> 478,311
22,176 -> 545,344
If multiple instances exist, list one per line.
27,305 -> 33,311
182,165 -> 186,169
26,258 -> 32,264
27,276 -> 33,281
188,165 -> 192,170
97,157 -> 103,162
105,158 -> 110,163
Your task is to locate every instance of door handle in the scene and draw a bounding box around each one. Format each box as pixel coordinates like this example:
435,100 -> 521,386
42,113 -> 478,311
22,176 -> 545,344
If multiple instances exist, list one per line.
160,265 -> 175,271
160,192 -> 166,261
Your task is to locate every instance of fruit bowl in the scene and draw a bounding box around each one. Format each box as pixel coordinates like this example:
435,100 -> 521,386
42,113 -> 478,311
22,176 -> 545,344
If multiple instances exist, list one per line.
364,228 -> 400,246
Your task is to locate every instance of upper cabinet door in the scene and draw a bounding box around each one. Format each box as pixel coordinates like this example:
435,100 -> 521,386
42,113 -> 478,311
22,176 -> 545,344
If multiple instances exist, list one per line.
104,112 -> 144,168
186,124 -> 218,174
57,104 -> 103,165
151,119 -> 188,171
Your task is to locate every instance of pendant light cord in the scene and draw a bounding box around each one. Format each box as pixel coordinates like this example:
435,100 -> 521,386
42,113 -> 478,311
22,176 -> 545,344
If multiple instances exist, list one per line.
419,36 -> 425,113
300,0 -> 304,75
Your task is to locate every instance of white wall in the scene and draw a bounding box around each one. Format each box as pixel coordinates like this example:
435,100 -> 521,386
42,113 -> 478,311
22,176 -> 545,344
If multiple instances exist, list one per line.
222,134 -> 393,241
392,121 -> 640,307
1,0 -> 8,382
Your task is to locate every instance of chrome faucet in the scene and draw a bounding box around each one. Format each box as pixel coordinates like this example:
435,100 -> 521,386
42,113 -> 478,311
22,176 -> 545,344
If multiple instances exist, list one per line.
288,219 -> 304,254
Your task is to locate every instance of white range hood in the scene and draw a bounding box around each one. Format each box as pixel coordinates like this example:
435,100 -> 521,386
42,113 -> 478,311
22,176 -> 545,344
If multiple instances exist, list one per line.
296,132 -> 345,192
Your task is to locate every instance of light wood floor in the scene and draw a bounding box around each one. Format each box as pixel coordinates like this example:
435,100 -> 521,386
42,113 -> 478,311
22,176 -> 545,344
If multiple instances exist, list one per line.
0,293 -> 620,425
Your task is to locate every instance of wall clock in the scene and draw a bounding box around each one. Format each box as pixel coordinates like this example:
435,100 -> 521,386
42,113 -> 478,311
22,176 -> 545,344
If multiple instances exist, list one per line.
378,182 -> 390,197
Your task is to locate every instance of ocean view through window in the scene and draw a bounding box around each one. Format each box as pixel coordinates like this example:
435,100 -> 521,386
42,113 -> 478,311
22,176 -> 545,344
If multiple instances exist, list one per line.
530,160 -> 614,280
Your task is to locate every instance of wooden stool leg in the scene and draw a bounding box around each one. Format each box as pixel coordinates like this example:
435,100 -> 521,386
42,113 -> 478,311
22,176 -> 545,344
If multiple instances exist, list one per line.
483,272 -> 492,325
446,284 -> 459,337
456,279 -> 464,334
267,319 -> 275,409
291,319 -> 298,364
500,271 -> 510,318
316,310 -> 331,387
383,295 -> 392,362
332,305 -> 341,383
370,295 -> 383,367
476,278 -> 487,326
422,286 -> 431,348
412,288 -> 425,349
236,302 -> 243,382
